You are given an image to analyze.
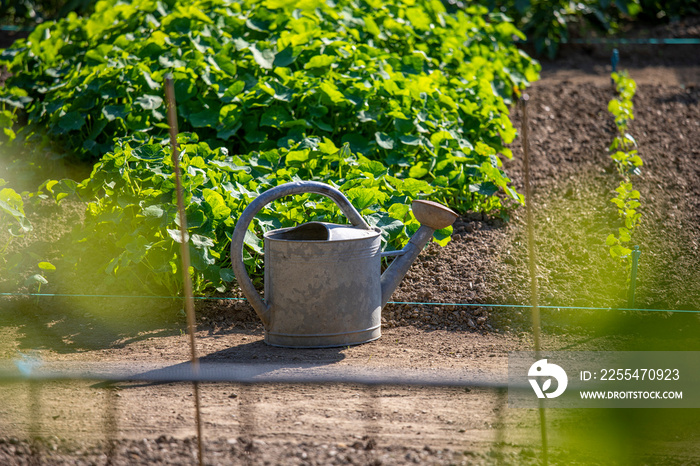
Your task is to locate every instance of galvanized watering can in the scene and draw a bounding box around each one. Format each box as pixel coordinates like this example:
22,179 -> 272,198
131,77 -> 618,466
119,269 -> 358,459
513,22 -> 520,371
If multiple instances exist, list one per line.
230,181 -> 457,348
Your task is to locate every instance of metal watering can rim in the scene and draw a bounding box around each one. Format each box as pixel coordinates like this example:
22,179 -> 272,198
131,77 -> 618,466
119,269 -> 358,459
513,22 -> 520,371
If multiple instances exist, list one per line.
264,221 -> 382,243
230,180 -> 458,331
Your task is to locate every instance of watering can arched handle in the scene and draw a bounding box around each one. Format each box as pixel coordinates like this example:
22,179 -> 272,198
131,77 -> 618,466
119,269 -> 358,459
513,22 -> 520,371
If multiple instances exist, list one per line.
230,181 -> 372,327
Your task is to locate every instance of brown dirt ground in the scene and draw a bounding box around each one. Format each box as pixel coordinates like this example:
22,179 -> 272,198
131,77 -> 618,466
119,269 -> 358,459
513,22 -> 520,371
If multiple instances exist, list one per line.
1,27 -> 700,465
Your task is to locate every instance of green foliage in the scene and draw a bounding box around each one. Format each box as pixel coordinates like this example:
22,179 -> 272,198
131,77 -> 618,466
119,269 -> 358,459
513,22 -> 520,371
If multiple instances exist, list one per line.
608,71 -> 636,134
0,179 -> 32,238
472,0 -> 699,58
0,179 -> 55,291
634,0 -> 699,22
494,0 -> 578,59
606,70 -> 641,262
0,86 -> 31,145
606,181 -> 641,259
2,0 -> 540,297
44,133 -> 444,295
0,0 -> 95,26
609,71 -> 640,179
1,0 -> 536,215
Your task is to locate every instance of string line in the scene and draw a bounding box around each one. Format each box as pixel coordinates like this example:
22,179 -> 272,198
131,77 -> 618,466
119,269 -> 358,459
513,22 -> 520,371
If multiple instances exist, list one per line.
1,292 -> 697,314
562,37 -> 700,45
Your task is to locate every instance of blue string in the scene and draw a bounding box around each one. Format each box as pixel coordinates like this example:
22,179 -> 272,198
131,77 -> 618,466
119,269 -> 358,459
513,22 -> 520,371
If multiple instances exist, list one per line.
1,292 -> 697,314
564,38 -> 700,45
0,25 -> 34,32
516,37 -> 700,45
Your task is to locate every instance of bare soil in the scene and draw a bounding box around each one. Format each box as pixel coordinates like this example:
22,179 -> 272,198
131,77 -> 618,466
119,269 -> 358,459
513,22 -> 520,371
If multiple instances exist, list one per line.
1,28 -> 700,465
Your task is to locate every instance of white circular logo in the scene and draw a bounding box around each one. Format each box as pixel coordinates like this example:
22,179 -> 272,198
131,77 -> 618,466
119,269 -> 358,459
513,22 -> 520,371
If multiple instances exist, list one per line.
528,359 -> 568,398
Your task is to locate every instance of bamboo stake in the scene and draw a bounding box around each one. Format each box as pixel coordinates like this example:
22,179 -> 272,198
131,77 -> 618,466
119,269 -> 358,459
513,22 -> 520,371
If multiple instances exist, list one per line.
521,94 -> 548,466
103,383 -> 118,465
28,380 -> 41,466
164,75 -> 204,466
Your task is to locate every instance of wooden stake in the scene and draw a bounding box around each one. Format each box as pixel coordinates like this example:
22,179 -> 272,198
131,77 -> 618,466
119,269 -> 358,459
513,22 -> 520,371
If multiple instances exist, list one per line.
521,94 -> 548,466
165,75 -> 204,466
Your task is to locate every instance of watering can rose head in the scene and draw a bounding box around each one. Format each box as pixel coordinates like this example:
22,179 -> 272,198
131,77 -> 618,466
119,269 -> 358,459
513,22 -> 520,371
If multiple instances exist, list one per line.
230,181 -> 457,348
411,199 -> 461,231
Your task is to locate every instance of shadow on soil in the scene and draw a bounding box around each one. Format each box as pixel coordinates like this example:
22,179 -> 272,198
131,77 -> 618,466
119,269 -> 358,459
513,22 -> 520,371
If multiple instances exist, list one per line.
112,340 -> 347,390
0,295 -> 184,354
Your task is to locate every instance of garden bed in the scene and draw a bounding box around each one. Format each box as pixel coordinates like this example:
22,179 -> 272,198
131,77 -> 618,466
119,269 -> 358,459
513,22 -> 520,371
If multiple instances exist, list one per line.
1,36 -> 700,466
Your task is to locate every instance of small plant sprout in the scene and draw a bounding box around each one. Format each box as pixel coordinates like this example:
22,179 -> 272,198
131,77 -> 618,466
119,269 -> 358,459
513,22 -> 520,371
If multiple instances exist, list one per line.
606,70 -> 642,264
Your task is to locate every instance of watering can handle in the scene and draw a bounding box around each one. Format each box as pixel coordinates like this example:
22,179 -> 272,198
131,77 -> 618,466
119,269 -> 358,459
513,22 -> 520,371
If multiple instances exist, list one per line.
230,181 -> 372,326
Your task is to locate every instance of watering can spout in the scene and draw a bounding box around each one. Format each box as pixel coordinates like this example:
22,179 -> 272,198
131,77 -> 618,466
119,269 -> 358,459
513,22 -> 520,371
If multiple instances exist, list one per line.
380,200 -> 458,308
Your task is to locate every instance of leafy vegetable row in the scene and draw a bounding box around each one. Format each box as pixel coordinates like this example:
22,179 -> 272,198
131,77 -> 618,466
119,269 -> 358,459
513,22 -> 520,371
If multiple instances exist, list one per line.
41,134 -> 449,294
0,0 -> 539,296
0,0 -> 537,213
605,70 -> 642,262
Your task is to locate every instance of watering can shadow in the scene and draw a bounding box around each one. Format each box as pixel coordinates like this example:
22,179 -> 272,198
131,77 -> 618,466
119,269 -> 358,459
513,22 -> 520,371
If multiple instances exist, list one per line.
231,181 -> 457,348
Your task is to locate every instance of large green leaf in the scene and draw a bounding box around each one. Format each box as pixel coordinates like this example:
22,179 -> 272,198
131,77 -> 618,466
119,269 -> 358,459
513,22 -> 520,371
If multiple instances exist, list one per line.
203,188 -> 232,220
375,132 -> 394,150
261,107 -> 291,129
249,44 -> 276,70
135,95 -> 163,110
190,108 -> 219,128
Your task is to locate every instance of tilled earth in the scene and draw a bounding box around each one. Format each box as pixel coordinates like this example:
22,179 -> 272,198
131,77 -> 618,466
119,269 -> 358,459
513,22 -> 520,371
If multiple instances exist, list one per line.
1,31 -> 700,466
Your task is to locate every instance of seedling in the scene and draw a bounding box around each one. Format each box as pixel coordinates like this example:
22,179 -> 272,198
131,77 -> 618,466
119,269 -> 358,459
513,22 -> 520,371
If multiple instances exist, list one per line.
606,70 -> 643,264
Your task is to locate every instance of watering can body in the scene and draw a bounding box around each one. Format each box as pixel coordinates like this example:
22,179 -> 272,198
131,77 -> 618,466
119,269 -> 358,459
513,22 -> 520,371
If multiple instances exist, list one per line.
263,222 -> 382,347
230,181 -> 457,348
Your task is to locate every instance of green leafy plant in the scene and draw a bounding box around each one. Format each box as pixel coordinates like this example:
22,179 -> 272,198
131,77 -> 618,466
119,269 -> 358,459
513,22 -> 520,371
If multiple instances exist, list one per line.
0,179 -> 32,284
0,86 -> 31,145
608,72 -> 640,175
605,70 -> 642,261
1,0 -> 536,216
3,0 -> 541,298
608,72 -> 636,134
0,179 -> 32,239
0,0 -> 95,26
44,133 -> 449,295
606,181 -> 641,260
0,179 -> 55,291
